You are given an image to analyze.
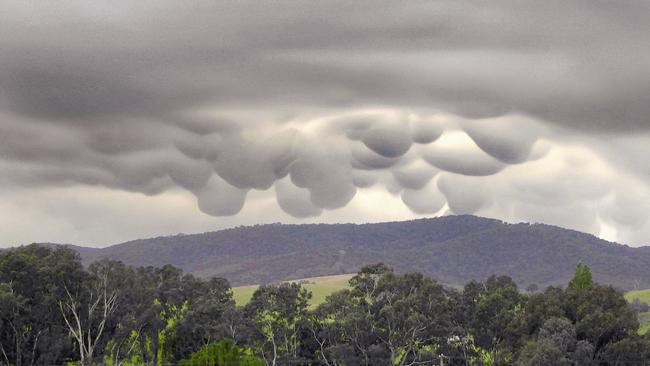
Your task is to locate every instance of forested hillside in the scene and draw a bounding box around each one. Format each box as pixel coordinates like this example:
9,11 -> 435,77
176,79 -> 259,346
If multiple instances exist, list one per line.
47,215 -> 650,289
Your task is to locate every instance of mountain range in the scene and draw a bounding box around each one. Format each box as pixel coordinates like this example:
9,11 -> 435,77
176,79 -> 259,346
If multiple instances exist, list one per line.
35,215 -> 650,290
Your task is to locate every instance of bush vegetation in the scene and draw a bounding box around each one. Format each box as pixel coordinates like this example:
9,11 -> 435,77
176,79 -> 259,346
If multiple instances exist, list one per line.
1,244 -> 648,365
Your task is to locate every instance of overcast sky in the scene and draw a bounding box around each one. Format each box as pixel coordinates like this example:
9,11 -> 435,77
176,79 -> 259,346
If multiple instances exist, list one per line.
1,1 -> 650,247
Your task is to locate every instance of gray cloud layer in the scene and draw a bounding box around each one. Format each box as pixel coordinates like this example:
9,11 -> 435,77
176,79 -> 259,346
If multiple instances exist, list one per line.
2,1 -> 650,131
1,1 -> 650,246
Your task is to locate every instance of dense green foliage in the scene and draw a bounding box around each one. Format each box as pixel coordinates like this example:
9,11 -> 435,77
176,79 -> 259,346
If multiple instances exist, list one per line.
568,263 -> 593,290
178,339 -> 263,366
1,244 -> 649,365
65,216 -> 650,289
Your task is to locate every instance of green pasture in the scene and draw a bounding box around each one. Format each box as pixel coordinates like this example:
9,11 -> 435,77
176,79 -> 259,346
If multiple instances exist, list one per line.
625,289 -> 650,335
625,289 -> 650,304
233,275 -> 351,307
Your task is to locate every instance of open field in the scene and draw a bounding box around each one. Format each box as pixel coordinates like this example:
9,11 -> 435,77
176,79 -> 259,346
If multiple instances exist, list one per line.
625,289 -> 650,304
626,289 -> 650,335
233,273 -> 353,307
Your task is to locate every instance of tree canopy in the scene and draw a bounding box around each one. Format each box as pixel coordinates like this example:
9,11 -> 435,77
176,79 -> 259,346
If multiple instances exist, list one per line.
0,245 -> 648,365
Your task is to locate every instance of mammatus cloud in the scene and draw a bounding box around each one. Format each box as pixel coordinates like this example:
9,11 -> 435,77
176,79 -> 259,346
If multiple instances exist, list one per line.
1,1 -> 650,246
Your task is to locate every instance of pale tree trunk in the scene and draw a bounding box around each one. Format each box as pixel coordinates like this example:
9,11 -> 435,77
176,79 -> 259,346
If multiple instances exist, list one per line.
0,342 -> 10,366
308,325 -> 333,366
261,319 -> 277,366
59,274 -> 118,366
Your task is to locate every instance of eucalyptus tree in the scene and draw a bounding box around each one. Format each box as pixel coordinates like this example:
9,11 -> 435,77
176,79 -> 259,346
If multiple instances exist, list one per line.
127,264 -> 193,365
370,271 -> 455,365
564,270 -> 638,354
58,259 -> 132,366
0,245 -> 83,366
169,277 -> 236,362
243,283 -> 311,366
311,264 -> 457,366
467,275 -> 528,364
309,289 -> 375,366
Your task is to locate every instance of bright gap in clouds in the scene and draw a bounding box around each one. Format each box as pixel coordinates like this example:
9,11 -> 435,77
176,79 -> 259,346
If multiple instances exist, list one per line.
598,220 -> 618,244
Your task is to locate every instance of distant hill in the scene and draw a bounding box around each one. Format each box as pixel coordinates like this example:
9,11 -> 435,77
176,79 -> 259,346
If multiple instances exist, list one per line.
36,215 -> 650,290
36,243 -> 101,258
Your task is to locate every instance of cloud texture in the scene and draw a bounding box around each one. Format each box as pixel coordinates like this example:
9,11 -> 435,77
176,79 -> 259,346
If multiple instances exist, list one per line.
1,1 -> 650,246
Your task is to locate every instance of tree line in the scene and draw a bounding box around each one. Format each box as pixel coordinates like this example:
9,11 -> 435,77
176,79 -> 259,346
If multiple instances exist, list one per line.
1,244 -> 649,365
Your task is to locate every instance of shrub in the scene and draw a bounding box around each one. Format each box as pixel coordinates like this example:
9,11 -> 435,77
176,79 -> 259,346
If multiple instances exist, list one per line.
178,339 -> 263,366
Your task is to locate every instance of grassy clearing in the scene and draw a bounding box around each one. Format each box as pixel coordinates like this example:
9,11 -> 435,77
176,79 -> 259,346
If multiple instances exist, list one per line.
625,289 -> 650,335
625,289 -> 650,304
233,285 -> 260,306
232,274 -> 353,307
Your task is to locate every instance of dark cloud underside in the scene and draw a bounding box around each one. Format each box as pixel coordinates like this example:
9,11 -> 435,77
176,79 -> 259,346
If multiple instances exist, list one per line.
1,1 -> 649,246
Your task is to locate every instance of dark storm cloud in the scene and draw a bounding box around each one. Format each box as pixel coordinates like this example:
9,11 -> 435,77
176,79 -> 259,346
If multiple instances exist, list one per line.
1,0 -> 650,245
1,1 -> 649,130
